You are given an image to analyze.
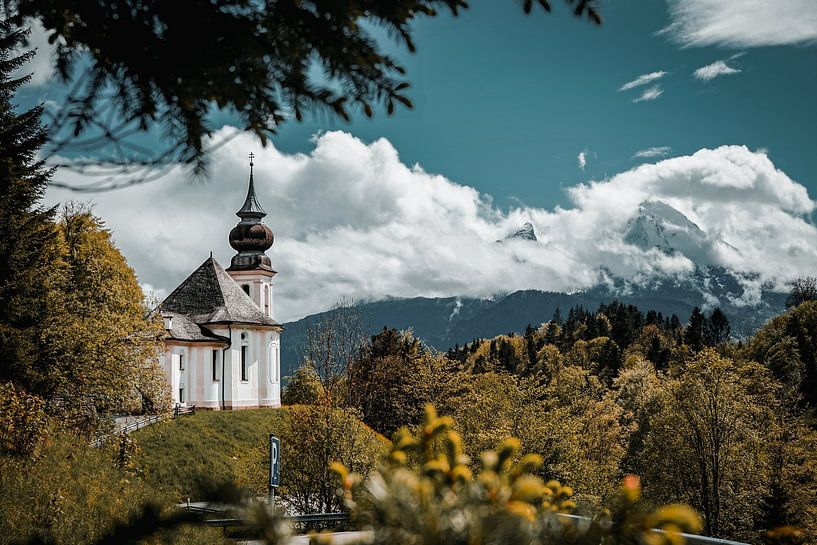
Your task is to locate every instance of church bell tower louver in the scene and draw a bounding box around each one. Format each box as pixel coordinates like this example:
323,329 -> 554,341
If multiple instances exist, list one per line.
226,153 -> 276,318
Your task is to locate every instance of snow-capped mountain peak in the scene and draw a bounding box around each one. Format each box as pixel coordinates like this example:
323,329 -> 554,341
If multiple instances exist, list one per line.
507,222 -> 537,241
624,199 -> 708,256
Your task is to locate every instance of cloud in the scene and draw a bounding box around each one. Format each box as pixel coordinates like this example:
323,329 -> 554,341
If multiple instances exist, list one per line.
619,71 -> 667,91
577,149 -> 588,171
634,147 -> 672,159
662,0 -> 817,47
694,60 -> 741,81
633,85 -> 664,103
13,18 -> 56,86
44,132 -> 817,322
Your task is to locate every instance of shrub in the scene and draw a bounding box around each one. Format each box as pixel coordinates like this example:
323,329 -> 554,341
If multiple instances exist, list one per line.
331,404 -> 703,545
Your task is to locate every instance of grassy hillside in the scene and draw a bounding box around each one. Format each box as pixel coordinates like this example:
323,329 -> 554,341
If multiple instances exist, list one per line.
132,406 -> 387,507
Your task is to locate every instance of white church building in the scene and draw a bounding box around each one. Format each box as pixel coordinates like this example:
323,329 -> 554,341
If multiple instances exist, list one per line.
156,156 -> 282,409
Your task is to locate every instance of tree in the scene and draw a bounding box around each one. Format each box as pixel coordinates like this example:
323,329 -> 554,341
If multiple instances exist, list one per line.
748,301 -> 817,407
704,307 -> 731,346
347,327 -> 433,437
281,363 -> 324,405
300,297 -> 366,407
0,22 -> 61,397
640,350 -> 780,540
282,404 -> 385,514
786,276 -> 817,309
683,306 -> 706,352
4,1 -> 602,177
47,206 -> 169,427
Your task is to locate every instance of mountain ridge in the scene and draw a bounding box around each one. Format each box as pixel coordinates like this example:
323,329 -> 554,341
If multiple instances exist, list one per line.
279,266 -> 788,380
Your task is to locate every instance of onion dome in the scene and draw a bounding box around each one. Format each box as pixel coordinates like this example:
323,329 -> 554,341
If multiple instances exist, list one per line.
227,154 -> 275,271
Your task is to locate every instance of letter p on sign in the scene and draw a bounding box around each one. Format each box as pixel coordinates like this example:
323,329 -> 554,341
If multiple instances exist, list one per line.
269,435 -> 280,488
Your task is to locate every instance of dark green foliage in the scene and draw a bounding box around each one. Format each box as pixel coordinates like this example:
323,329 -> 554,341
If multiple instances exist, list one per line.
786,277 -> 817,309
749,301 -> 817,407
705,307 -> 731,346
0,22 -> 59,396
347,327 -> 431,437
4,1 -> 601,170
684,306 -> 706,352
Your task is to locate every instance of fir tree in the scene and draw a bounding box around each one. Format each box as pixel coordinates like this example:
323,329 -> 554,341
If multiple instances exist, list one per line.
684,307 -> 706,352
0,23 -> 59,393
705,307 -> 731,346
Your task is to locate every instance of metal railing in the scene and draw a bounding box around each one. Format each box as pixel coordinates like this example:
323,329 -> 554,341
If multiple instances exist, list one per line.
91,405 -> 196,447
183,506 -> 748,545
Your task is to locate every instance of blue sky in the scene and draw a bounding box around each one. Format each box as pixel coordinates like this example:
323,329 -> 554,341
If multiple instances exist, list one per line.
243,0 -> 817,211
33,0 -> 817,320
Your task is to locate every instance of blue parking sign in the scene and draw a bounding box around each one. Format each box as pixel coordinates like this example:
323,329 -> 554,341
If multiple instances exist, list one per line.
269,435 -> 280,488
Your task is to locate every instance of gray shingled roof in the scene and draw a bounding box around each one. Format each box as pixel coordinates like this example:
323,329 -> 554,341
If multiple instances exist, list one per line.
157,257 -> 280,341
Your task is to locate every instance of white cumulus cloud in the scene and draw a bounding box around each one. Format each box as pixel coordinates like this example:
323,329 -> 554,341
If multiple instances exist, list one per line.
619,71 -> 667,91
633,85 -> 664,103
44,132 -> 817,322
694,60 -> 741,81
662,0 -> 817,47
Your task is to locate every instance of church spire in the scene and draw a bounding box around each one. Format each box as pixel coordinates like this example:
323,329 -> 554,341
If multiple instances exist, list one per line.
237,152 -> 266,222
227,154 -> 274,272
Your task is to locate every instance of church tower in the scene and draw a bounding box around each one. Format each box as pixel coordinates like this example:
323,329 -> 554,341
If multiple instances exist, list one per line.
227,153 -> 276,318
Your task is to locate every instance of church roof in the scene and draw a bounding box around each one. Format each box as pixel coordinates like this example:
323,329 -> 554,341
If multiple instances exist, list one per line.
157,257 -> 280,341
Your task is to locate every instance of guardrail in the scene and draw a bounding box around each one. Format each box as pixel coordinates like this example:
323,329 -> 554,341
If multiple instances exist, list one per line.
191,508 -> 747,545
202,512 -> 350,532
91,405 -> 196,447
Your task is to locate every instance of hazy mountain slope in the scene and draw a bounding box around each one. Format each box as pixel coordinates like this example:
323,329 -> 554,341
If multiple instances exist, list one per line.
279,270 -> 788,380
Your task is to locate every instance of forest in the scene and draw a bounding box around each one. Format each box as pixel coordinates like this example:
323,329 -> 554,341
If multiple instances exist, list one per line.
283,292 -> 817,543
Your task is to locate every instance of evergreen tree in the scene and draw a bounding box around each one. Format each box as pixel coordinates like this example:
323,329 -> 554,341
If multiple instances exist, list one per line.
0,23 -> 60,394
705,307 -> 731,346
684,307 -> 706,352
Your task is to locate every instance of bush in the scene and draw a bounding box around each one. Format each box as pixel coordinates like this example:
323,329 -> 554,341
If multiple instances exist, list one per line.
331,404 -> 703,545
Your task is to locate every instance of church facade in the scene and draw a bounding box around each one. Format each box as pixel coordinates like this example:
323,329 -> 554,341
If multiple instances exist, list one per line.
156,157 -> 282,409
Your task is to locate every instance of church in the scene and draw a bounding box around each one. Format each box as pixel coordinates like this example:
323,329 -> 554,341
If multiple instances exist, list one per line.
156,156 -> 282,409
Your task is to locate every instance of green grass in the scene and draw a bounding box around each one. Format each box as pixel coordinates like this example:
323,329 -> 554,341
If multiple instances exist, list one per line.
132,406 -> 386,501
133,408 -> 288,499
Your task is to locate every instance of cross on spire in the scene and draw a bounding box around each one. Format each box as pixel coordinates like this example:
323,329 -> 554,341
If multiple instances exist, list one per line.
249,152 -> 255,174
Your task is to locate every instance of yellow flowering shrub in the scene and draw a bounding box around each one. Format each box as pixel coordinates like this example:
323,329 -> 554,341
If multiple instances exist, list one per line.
330,404 -> 702,545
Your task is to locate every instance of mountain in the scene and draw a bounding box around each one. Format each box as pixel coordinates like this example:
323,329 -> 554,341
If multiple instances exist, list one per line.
506,222 -> 537,241
279,266 -> 787,380
278,200 -> 788,380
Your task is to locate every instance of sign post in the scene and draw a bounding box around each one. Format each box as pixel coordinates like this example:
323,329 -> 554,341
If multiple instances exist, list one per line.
269,435 -> 280,507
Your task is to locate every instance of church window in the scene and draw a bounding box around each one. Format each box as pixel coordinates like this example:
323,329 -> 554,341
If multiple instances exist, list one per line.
179,353 -> 184,371
269,341 -> 279,383
179,386 -> 185,404
212,349 -> 219,381
242,284 -> 250,295
241,345 -> 248,382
